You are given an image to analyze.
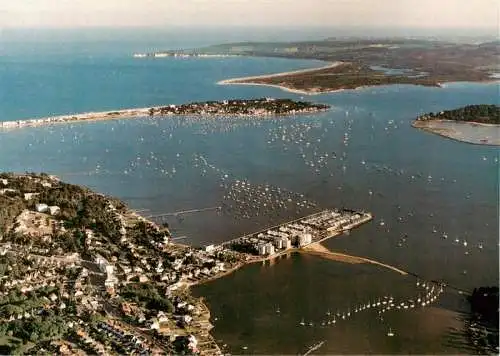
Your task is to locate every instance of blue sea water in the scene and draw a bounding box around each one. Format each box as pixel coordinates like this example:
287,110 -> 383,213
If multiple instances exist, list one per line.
0,28 -> 498,354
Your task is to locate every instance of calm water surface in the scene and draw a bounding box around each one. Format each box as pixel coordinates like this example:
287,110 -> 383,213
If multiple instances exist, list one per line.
0,31 -> 498,354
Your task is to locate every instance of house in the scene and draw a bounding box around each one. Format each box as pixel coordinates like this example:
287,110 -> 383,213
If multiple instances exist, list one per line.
95,254 -> 109,273
182,315 -> 192,325
204,244 -> 216,253
148,319 -> 160,330
0,188 -> 17,195
0,179 -> 8,186
35,203 -> 49,213
24,192 -> 39,200
48,206 -> 60,215
157,311 -> 169,323
187,335 -> 198,353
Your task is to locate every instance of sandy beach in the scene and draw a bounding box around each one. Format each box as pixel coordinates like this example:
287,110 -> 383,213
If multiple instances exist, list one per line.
412,119 -> 500,146
0,107 -> 155,130
217,61 -> 347,95
300,242 -> 409,275
218,61 -> 343,83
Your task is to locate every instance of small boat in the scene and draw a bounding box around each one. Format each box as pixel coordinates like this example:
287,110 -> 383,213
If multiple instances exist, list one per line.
299,318 -> 305,326
387,328 -> 395,337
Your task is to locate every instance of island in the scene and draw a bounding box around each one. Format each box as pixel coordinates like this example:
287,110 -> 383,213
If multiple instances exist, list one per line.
0,98 -> 330,130
139,38 -> 500,94
0,172 -> 376,355
412,104 -> 500,145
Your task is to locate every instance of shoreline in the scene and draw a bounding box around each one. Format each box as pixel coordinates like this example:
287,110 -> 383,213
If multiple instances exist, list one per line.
217,61 -> 347,95
217,63 -> 500,96
218,61 -> 343,83
412,119 -> 500,146
218,80 -> 347,96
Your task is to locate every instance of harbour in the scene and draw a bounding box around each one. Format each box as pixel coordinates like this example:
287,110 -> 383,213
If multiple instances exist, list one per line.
0,35 -> 498,354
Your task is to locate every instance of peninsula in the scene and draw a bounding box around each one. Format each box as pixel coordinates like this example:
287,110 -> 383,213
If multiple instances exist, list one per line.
0,172 -> 376,355
412,104 -> 500,145
0,98 -> 329,130
142,38 -> 500,94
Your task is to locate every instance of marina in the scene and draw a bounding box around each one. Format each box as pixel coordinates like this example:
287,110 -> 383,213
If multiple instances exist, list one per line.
1,34 -> 498,354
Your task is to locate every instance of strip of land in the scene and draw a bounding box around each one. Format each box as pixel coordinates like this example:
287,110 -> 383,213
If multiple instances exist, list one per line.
412,120 -> 500,146
0,98 -> 329,131
301,242 -> 408,275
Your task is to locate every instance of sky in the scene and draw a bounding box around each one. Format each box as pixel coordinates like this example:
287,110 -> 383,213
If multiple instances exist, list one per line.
0,0 -> 498,31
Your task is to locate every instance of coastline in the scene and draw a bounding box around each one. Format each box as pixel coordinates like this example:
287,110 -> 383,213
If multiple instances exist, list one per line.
217,61 -> 347,95
412,119 -> 500,146
218,61 -> 343,83
218,80 -> 346,96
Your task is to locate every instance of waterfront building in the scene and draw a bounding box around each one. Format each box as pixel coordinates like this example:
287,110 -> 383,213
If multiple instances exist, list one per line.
265,243 -> 275,255
298,233 -> 313,247
282,237 -> 292,249
257,243 -> 267,255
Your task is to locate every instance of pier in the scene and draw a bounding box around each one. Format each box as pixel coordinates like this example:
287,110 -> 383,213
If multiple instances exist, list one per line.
147,206 -> 221,218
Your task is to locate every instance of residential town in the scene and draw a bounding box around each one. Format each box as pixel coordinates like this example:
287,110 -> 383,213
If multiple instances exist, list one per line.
0,173 -> 246,355
0,173 -> 371,355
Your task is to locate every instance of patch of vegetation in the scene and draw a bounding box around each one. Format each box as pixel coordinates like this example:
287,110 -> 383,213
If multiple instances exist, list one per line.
121,283 -> 175,313
417,105 -> 500,124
